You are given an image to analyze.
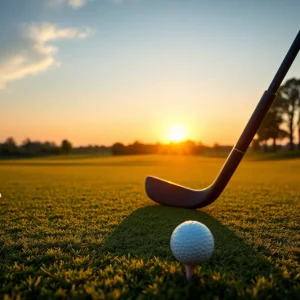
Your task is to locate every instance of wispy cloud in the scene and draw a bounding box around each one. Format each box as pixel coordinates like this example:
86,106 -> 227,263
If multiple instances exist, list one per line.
0,23 -> 93,90
49,0 -> 123,9
50,0 -> 89,9
68,0 -> 88,8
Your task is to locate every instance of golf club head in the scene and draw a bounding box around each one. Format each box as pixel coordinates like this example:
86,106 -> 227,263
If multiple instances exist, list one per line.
145,176 -> 210,209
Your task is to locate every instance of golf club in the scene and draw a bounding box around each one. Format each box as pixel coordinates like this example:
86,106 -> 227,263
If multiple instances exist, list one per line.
145,30 -> 300,209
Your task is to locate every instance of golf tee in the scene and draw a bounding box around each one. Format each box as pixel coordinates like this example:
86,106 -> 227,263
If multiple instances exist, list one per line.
185,264 -> 195,281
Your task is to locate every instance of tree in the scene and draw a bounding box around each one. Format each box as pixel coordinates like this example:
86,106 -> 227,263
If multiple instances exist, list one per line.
251,139 -> 260,152
276,78 -> 300,151
61,139 -> 72,154
21,138 -> 33,155
213,143 -> 220,151
127,141 -> 144,154
1,137 -> 19,155
41,141 -> 59,155
257,109 -> 287,152
181,140 -> 197,155
111,142 -> 126,155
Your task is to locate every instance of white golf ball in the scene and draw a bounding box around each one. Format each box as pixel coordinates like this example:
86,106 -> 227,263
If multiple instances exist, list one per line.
170,220 -> 214,265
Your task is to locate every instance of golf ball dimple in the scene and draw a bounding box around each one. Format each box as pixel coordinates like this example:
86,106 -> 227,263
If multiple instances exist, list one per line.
170,221 -> 214,265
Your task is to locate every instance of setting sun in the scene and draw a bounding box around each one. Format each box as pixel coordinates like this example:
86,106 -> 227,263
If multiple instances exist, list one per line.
168,125 -> 187,143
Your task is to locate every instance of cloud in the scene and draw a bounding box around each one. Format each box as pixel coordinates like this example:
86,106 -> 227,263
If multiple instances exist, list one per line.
50,0 -> 89,9
68,0 -> 88,8
50,0 -> 123,9
0,23 -> 93,90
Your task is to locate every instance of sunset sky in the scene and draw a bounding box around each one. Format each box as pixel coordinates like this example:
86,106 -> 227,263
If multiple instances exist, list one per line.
1,0 -> 300,147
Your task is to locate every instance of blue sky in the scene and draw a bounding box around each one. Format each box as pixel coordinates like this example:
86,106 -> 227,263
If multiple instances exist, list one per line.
1,0 -> 299,146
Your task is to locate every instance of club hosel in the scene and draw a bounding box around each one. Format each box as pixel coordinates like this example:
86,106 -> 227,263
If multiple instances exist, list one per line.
200,148 -> 244,208
235,90 -> 276,153
205,89 -> 283,208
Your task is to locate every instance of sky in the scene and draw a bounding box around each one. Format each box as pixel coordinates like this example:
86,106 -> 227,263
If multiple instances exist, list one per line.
1,0 -> 300,147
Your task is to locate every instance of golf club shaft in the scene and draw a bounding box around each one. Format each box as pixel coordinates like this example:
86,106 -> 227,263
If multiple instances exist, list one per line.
269,31 -> 300,94
236,30 -> 300,153
210,31 -> 300,199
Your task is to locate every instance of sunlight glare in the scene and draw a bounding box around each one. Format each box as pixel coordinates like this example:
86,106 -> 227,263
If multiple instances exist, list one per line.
168,125 -> 187,142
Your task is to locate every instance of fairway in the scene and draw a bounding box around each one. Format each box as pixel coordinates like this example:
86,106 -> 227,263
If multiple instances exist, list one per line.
0,155 -> 299,299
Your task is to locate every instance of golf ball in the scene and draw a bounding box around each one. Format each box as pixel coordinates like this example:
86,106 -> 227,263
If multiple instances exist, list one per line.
170,221 -> 214,265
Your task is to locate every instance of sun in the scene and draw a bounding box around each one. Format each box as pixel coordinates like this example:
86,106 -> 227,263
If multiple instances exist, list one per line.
168,125 -> 187,142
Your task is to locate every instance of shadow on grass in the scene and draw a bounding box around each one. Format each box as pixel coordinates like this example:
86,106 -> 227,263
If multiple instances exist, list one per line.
1,205 -> 295,298
104,206 -> 275,281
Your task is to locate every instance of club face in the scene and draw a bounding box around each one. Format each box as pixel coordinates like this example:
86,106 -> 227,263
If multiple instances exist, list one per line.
145,176 -> 209,209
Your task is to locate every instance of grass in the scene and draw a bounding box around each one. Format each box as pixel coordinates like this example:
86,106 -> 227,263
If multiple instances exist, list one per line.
0,155 -> 299,299
246,150 -> 300,161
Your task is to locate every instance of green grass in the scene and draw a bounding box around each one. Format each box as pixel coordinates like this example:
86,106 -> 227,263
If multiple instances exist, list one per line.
0,155 -> 299,299
246,150 -> 300,161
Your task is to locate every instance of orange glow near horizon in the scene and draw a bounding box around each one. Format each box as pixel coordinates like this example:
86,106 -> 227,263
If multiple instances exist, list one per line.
167,125 -> 187,143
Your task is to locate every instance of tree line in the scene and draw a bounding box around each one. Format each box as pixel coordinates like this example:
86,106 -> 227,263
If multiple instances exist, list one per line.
0,138 -> 111,158
111,141 -> 232,156
1,78 -> 299,157
0,137 -> 230,157
0,138 -> 73,157
255,78 -> 300,152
